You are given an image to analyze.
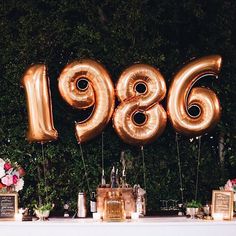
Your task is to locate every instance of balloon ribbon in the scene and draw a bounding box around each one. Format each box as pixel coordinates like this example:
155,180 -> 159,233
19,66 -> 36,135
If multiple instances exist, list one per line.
79,142 -> 91,195
175,133 -> 184,204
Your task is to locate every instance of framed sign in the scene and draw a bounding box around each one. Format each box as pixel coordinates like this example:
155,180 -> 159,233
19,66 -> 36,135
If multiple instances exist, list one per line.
0,193 -> 18,220
212,190 -> 234,220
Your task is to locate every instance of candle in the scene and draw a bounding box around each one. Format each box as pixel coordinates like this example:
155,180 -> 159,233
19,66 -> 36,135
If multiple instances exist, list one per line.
131,212 -> 139,220
212,213 -> 224,221
15,213 -> 23,221
93,212 -> 101,221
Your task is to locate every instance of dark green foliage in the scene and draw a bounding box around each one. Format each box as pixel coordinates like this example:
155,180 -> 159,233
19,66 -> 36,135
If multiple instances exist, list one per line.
0,0 -> 235,214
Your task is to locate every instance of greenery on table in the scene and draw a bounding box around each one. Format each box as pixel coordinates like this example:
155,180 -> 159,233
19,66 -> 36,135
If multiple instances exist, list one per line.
34,203 -> 54,212
0,0 -> 235,215
186,200 -> 202,209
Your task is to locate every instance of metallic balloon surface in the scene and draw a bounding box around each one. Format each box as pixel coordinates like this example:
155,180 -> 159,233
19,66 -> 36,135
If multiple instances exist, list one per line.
167,55 -> 222,136
113,64 -> 167,146
58,61 -> 95,109
58,59 -> 115,143
21,64 -> 58,143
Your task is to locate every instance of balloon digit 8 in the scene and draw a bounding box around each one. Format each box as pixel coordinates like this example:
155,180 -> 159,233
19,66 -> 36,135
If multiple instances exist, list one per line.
167,55 -> 222,136
58,59 -> 115,143
21,64 -> 58,143
113,64 -> 167,146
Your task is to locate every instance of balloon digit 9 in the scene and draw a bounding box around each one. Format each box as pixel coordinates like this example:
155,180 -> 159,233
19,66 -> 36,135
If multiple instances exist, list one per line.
167,55 -> 222,136
21,64 -> 58,143
58,59 -> 115,143
113,64 -> 167,146
58,61 -> 95,109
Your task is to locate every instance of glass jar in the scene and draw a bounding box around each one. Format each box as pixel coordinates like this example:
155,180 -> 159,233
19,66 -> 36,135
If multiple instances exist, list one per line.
103,191 -> 126,222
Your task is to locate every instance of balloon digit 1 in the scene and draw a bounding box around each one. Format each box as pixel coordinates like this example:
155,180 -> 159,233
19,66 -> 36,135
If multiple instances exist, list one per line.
21,64 -> 58,143
113,64 -> 167,146
58,59 -> 115,143
167,55 -> 222,136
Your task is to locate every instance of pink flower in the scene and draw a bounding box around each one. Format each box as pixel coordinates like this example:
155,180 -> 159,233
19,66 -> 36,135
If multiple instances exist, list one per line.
15,179 -> 24,192
225,179 -> 233,191
4,162 -> 12,171
13,175 -> 18,184
18,167 -> 25,177
1,175 -> 13,186
0,158 -> 5,168
0,167 -> 5,178
231,179 -> 236,185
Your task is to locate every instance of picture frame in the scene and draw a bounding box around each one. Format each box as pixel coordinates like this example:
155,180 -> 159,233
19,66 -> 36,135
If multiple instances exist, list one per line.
211,190 -> 234,220
0,192 -> 18,220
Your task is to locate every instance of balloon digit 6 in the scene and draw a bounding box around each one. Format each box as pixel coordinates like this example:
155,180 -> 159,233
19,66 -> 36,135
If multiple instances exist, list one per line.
167,55 -> 222,136
58,59 -> 115,143
113,64 -> 167,146
21,64 -> 58,143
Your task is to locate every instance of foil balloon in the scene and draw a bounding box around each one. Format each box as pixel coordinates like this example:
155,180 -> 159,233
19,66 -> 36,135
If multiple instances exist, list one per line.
167,55 -> 222,136
57,61 -> 95,109
113,64 -> 167,146
21,64 -> 58,143
58,59 -> 115,143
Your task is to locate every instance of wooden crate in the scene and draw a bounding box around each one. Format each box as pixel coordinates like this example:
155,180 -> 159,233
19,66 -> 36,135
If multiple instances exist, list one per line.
96,188 -> 135,218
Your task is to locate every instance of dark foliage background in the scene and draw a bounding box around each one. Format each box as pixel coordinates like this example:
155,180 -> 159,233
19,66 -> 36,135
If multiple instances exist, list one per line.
0,0 -> 235,215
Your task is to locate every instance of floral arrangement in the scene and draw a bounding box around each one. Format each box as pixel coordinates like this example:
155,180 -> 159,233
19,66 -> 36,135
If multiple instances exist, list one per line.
224,178 -> 236,192
224,178 -> 236,201
0,158 -> 25,192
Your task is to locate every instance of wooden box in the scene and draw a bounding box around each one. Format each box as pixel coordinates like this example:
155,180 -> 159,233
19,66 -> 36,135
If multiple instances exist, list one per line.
96,188 -> 135,218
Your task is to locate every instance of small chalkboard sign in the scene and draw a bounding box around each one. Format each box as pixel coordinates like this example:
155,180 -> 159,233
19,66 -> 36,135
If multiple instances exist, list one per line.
0,193 -> 18,220
212,190 -> 234,220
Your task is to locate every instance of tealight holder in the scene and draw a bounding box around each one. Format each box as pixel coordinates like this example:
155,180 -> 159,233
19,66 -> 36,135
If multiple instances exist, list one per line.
93,212 -> 102,221
212,213 -> 224,221
131,212 -> 139,220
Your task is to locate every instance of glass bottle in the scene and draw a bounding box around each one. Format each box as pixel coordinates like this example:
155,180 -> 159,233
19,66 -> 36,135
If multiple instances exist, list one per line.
121,169 -> 127,188
103,191 -> 126,222
77,192 -> 87,218
101,169 -> 106,187
115,168 -> 120,187
90,192 -> 97,213
110,166 -> 118,188
136,190 -> 146,216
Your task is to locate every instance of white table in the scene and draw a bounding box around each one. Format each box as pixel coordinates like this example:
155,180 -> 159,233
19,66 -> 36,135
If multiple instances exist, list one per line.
0,217 -> 236,236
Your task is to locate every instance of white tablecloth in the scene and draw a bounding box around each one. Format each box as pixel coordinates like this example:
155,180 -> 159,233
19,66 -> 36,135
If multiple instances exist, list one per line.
0,217 -> 236,236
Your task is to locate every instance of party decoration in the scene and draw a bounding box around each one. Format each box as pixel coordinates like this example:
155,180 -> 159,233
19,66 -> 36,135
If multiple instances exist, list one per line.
57,61 -> 95,109
113,64 -> 167,146
58,59 -> 115,143
21,64 -> 58,143
0,158 -> 25,193
167,55 -> 222,136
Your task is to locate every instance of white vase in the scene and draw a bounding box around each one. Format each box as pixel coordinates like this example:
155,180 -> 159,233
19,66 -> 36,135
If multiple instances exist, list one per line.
35,210 -> 50,221
186,207 -> 199,219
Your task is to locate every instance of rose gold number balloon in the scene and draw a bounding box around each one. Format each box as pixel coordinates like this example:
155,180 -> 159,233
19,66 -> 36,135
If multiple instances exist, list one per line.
167,55 -> 222,136
113,64 -> 167,146
58,59 -> 115,143
21,64 -> 58,143
58,61 -> 95,109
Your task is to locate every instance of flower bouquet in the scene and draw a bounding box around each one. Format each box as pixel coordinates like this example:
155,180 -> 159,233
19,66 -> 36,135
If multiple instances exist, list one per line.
0,158 -> 25,193
224,179 -> 236,194
224,178 -> 236,213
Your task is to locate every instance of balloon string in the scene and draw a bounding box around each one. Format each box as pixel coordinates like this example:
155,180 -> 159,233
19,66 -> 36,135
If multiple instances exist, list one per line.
175,133 -> 184,204
195,137 -> 201,201
79,142 -> 91,196
41,143 -> 48,203
141,146 -> 147,193
101,132 -> 104,175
